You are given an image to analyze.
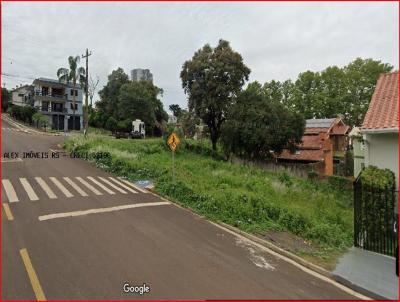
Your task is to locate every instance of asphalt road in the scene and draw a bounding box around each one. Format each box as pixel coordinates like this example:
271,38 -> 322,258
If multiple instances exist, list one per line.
1,116 -> 362,300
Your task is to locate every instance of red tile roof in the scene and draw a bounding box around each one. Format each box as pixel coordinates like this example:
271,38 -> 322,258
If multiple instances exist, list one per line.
362,71 -> 398,130
331,125 -> 350,135
278,149 -> 324,162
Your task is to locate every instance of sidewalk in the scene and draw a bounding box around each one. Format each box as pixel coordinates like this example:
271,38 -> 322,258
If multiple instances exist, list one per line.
333,247 -> 398,300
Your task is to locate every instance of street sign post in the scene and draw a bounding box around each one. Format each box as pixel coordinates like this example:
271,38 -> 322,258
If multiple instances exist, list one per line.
167,132 -> 180,183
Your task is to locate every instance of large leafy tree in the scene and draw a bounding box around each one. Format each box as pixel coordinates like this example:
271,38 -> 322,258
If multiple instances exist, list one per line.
57,55 -> 86,130
97,68 -> 129,119
117,81 -> 167,134
181,39 -> 251,150
282,58 -> 393,126
221,82 -> 305,159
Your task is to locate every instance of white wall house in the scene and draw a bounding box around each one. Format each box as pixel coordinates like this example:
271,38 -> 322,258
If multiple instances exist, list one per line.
11,85 -> 34,107
360,72 -> 398,185
32,78 -> 83,131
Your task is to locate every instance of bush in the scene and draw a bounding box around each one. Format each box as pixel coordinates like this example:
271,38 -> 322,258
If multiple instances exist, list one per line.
278,171 -> 293,187
116,119 -> 131,132
360,166 -> 395,190
105,117 -> 117,132
327,175 -> 351,191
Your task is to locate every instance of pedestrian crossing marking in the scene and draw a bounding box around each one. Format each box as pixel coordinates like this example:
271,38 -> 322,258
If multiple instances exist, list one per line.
63,177 -> 88,197
118,177 -> 148,193
20,178 -> 39,201
75,177 -> 103,196
87,176 -> 115,195
50,177 -> 73,198
35,177 -> 57,199
98,177 -> 127,194
108,177 -> 138,194
2,179 -> 19,202
2,176 -> 147,203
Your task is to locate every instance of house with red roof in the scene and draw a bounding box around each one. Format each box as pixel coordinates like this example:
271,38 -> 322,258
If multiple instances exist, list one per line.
277,117 -> 350,175
361,71 -> 399,183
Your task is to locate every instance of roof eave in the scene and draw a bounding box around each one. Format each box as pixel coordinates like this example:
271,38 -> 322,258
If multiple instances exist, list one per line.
361,127 -> 399,134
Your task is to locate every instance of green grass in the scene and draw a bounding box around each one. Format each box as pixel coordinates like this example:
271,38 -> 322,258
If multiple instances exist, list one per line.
64,134 -> 354,269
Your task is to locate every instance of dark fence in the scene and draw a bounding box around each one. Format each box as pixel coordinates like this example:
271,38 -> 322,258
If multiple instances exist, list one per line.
354,178 -> 398,256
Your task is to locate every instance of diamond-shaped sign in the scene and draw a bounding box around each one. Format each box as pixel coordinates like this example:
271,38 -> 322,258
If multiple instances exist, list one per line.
167,132 -> 180,151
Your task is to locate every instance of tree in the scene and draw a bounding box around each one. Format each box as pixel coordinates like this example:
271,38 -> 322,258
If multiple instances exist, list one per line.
88,74 -> 100,107
57,55 -> 86,130
169,104 -> 183,119
221,82 -> 305,159
180,110 -> 200,137
283,58 -> 393,126
97,68 -> 129,119
117,81 -> 167,135
181,39 -> 251,150
105,116 -> 117,133
1,87 -> 11,111
342,58 -> 393,126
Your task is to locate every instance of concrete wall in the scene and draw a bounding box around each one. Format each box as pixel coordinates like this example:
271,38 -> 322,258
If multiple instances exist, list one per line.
364,132 -> 398,184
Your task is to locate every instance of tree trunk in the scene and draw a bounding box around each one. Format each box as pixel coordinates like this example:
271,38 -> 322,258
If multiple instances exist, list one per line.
210,127 -> 218,151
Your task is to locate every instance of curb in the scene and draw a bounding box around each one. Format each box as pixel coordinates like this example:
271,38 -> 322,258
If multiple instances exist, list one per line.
3,114 -> 62,136
216,221 -> 332,278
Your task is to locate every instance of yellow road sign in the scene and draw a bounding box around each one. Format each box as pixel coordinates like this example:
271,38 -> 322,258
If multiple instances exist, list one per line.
167,132 -> 180,151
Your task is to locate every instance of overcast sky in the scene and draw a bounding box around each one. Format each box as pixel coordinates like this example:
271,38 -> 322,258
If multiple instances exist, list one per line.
2,2 -> 398,113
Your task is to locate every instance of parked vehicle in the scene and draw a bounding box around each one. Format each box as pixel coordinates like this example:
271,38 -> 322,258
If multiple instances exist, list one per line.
131,119 -> 145,139
113,119 -> 145,139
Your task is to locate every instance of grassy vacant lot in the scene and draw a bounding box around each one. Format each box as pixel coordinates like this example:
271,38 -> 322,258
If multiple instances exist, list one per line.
64,134 -> 353,270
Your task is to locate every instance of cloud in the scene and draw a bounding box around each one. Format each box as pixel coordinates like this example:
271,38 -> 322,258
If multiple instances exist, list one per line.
2,2 -> 398,113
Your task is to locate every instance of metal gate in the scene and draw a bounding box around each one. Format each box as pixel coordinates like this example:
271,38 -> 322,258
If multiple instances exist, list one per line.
354,177 -> 398,256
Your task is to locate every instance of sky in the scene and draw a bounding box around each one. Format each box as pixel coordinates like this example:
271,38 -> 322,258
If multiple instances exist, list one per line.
2,2 -> 398,113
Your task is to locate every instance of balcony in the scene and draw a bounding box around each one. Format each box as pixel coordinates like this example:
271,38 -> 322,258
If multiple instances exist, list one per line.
34,91 -> 67,101
37,106 -> 67,114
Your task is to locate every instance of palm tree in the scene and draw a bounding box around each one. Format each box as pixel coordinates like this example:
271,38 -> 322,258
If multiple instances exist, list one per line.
57,56 -> 86,131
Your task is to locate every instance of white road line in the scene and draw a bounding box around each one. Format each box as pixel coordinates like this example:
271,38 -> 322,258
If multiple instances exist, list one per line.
49,177 -> 73,198
87,176 -> 115,195
117,177 -> 148,193
98,177 -> 127,194
35,177 -> 57,199
2,179 -> 19,202
20,178 -> 39,201
63,177 -> 88,197
108,177 -> 138,194
75,177 -> 103,195
38,201 -> 171,221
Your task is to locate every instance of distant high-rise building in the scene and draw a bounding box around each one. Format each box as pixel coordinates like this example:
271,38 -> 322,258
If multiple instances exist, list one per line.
131,69 -> 153,83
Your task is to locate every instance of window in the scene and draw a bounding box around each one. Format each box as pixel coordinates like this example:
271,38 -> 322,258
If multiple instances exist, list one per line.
295,150 -> 301,155
70,103 -> 78,110
70,89 -> 78,96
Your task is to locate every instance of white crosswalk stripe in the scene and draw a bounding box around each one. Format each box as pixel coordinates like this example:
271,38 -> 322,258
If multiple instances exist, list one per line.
98,177 -> 127,194
87,176 -> 115,194
76,177 -> 103,195
117,177 -> 148,193
2,175 -> 147,203
50,177 -> 73,198
2,179 -> 19,202
20,178 -> 39,201
108,177 -> 138,194
35,177 -> 57,199
63,177 -> 88,197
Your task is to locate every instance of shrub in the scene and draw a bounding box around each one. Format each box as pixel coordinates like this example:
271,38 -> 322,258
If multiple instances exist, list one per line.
105,117 -> 118,132
278,171 -> 293,187
360,166 -> 395,190
327,175 -> 351,191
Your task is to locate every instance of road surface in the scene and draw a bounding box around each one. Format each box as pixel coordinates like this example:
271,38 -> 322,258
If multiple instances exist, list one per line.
1,115 -> 362,300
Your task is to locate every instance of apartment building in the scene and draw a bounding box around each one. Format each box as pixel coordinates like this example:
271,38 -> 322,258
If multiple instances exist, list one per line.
31,78 -> 83,130
131,68 -> 153,83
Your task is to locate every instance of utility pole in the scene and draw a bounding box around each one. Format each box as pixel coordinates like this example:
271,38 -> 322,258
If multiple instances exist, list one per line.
82,49 -> 92,137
